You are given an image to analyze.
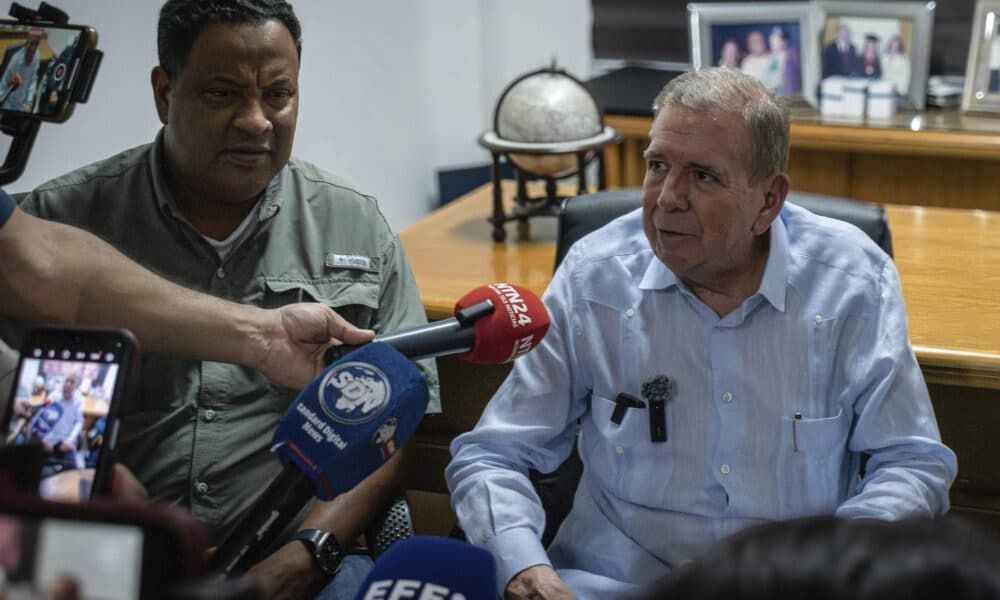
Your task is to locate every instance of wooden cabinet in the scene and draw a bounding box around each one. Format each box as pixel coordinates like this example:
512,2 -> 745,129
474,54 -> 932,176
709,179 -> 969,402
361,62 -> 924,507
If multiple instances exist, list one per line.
604,107 -> 1000,211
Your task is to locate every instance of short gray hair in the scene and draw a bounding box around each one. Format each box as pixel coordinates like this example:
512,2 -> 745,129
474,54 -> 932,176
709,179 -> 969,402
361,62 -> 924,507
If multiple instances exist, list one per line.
652,67 -> 789,183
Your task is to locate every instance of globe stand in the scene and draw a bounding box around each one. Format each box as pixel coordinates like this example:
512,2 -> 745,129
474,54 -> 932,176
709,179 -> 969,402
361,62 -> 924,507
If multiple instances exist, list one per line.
479,131 -> 621,242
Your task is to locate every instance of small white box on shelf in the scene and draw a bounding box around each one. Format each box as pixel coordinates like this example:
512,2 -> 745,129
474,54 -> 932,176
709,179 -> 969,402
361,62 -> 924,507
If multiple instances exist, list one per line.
820,76 -> 847,116
867,79 -> 897,120
842,79 -> 869,118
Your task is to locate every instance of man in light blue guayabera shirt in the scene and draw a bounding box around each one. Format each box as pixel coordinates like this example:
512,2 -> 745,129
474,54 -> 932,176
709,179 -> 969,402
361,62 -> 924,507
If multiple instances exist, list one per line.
447,67 -> 956,600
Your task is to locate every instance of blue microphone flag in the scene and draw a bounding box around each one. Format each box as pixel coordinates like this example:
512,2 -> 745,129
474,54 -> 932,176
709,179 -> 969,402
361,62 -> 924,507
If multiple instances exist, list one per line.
273,342 -> 429,500
354,536 -> 497,600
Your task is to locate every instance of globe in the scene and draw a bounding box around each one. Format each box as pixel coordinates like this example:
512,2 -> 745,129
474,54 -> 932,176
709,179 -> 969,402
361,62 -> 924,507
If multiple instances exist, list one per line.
494,70 -> 604,177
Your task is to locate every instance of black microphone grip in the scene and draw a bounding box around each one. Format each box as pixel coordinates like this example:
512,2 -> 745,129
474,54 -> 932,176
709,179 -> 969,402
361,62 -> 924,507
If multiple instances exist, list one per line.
325,318 -> 475,364
212,465 -> 315,574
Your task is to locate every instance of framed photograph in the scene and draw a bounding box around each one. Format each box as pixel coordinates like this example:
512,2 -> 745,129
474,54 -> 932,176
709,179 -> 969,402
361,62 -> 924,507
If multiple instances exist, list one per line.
817,1 -> 935,110
962,0 -> 1000,113
689,3 -> 820,106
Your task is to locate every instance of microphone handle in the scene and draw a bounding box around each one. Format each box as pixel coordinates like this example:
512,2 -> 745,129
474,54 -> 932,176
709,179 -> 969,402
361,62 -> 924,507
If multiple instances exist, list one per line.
324,317 -> 475,364
212,464 -> 315,574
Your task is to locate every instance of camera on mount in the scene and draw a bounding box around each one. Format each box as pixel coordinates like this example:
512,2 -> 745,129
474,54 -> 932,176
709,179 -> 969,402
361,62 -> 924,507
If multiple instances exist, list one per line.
0,1 -> 103,185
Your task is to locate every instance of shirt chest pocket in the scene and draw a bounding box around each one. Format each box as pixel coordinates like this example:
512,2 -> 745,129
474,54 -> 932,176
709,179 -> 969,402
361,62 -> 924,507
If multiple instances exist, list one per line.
776,407 -> 852,518
262,277 -> 380,411
262,277 -> 380,330
581,393 -> 674,507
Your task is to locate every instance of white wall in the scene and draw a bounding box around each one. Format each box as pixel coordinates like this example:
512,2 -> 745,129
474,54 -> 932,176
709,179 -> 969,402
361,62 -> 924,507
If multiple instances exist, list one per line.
3,0 -> 592,230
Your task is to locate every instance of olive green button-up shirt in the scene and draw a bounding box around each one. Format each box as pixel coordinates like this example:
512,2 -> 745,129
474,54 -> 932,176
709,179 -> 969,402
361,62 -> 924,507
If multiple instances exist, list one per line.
14,132 -> 440,542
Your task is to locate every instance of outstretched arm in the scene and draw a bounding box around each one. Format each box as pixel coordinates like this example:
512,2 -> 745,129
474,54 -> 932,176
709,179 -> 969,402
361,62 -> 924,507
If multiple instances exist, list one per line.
0,206 -> 374,389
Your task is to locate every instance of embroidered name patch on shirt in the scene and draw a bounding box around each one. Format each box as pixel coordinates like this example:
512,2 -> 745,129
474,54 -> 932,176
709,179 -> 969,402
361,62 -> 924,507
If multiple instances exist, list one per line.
326,253 -> 375,272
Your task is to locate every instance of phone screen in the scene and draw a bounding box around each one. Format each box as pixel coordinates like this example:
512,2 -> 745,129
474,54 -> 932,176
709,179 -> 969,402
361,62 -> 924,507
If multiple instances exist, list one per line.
0,21 -> 96,121
0,513 -> 143,600
2,328 -> 133,502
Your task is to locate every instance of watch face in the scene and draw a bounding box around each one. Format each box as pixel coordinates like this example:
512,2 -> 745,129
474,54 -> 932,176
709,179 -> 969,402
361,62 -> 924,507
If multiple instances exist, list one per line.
298,530 -> 342,576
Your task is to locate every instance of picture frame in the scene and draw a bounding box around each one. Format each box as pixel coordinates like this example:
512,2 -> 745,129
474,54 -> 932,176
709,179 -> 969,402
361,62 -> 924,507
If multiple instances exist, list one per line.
817,1 -> 935,110
688,2 -> 821,106
962,0 -> 1000,114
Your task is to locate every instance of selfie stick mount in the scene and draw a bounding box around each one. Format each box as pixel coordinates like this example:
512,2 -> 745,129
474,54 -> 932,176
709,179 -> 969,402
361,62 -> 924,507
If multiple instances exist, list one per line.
0,2 -> 103,185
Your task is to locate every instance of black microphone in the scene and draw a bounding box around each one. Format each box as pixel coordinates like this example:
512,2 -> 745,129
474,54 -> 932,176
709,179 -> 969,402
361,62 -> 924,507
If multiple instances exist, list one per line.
324,298 -> 493,364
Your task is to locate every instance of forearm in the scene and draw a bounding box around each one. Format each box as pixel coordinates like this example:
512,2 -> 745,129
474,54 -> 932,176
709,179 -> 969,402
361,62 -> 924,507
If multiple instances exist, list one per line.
247,451 -> 405,597
836,443 -> 957,519
0,209 -> 271,363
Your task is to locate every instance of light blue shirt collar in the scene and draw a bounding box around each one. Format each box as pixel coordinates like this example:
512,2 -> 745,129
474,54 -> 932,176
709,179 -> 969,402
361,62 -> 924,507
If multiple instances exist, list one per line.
637,214 -> 788,313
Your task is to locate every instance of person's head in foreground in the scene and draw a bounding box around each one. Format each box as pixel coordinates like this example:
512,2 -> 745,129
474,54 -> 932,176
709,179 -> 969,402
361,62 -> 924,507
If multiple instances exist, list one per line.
648,515 -> 1000,600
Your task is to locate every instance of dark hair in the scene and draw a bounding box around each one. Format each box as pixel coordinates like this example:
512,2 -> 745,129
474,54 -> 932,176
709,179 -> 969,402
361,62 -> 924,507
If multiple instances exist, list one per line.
157,0 -> 302,78
645,516 -> 1000,600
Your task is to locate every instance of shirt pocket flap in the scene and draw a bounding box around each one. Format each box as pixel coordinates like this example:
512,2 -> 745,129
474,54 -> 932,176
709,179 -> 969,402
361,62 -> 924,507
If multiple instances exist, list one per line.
263,278 -> 380,310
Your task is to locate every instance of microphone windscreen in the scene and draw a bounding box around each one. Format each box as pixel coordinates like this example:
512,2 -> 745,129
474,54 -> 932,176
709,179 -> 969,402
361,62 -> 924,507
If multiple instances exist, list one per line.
454,283 -> 550,364
272,343 -> 429,500
354,536 -> 497,600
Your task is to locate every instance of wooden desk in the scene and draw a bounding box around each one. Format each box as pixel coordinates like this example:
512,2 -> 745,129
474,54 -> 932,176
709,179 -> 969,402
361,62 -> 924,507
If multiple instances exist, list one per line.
605,108 -> 1000,211
403,182 -> 1000,388
400,182 -> 1000,530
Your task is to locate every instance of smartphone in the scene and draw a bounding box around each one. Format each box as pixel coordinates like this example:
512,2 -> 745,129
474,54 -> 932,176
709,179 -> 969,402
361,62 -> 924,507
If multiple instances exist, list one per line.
0,491 -> 210,600
1,326 -> 137,502
0,19 -> 97,122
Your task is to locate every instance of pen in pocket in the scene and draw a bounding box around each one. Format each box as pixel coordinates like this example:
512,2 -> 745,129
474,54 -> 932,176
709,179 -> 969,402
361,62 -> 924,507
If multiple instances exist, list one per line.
792,412 -> 802,452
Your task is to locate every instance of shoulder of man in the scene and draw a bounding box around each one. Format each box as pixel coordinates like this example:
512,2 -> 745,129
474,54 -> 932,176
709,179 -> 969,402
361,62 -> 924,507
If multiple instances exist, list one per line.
283,156 -> 394,237
781,202 -> 890,287
24,142 -> 154,220
567,206 -> 649,269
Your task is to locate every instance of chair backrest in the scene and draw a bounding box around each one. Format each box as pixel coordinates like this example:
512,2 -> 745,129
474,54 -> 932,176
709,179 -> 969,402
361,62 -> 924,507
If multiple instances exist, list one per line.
554,188 -> 893,270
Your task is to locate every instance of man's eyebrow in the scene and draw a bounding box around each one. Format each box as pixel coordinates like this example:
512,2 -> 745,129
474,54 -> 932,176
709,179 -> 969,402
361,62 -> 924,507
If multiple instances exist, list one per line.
690,161 -> 724,176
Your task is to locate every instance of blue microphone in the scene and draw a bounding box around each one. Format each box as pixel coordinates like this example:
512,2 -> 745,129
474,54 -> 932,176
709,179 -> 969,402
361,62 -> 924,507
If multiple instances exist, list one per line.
213,343 -> 429,574
354,536 -> 497,600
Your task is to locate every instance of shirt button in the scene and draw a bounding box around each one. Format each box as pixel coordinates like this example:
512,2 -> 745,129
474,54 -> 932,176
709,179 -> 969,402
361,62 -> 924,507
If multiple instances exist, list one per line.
216,267 -> 226,279
720,464 -> 731,475
616,446 -> 624,454
815,314 -> 823,324
204,409 -> 216,422
625,308 -> 634,318
722,392 -> 733,402
195,481 -> 209,494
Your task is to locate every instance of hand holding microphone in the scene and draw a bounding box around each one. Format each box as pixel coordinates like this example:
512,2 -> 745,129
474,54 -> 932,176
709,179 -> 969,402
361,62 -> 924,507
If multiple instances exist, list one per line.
214,284 -> 551,575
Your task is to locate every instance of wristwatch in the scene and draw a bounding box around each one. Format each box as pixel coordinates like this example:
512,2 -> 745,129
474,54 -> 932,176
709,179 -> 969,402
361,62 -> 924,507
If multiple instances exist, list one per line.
292,529 -> 343,576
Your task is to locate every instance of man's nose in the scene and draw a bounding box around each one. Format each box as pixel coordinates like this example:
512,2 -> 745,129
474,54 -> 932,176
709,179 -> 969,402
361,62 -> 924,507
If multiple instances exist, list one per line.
232,98 -> 273,136
657,171 -> 689,211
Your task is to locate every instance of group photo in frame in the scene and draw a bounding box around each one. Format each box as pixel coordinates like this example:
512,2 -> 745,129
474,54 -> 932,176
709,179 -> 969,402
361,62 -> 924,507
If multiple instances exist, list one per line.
817,1 -> 935,110
962,0 -> 1000,113
688,2 -> 821,106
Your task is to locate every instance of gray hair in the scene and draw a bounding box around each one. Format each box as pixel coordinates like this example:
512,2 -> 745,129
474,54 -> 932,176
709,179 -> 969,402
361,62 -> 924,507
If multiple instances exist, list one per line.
652,67 -> 789,183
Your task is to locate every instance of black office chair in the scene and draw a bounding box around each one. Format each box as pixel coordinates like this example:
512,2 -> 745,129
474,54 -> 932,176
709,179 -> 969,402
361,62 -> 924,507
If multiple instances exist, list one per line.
554,188 -> 892,269
530,187 -> 892,547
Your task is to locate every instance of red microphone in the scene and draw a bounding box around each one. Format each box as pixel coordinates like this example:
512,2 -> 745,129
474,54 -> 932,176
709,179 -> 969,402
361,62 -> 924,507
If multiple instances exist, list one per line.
323,283 -> 550,365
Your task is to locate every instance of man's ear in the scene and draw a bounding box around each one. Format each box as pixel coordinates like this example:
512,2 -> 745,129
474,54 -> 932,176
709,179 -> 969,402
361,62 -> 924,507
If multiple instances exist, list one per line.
752,173 -> 789,235
151,66 -> 171,125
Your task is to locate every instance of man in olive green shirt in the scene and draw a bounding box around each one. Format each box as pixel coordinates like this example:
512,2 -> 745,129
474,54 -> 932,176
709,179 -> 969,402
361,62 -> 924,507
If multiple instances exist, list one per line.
3,1 -> 439,598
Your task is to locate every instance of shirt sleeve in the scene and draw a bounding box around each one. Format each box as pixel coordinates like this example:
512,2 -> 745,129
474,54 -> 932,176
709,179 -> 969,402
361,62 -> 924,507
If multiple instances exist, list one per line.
446,246 -> 591,592
0,188 -> 15,228
836,257 -> 958,519
374,232 -> 440,414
